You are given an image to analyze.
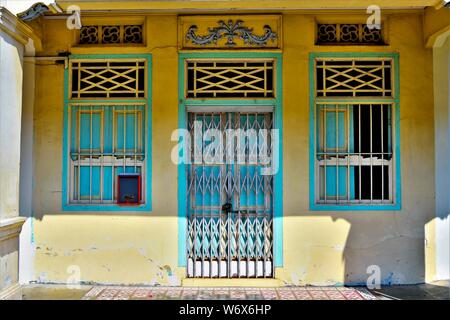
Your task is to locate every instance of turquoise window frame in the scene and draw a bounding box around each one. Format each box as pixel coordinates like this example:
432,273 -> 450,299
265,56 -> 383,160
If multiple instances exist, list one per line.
62,54 -> 152,212
309,52 -> 401,211
177,52 -> 284,267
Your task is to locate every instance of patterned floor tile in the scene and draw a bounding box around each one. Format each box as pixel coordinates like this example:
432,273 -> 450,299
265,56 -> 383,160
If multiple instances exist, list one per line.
324,290 -> 346,300
308,290 -> 329,300
181,288 -> 199,300
277,289 -> 296,300
81,286 -> 379,300
132,288 -> 153,299
165,289 -> 182,299
293,290 -> 313,300
261,289 -> 278,300
340,290 -> 364,300
229,290 -> 247,299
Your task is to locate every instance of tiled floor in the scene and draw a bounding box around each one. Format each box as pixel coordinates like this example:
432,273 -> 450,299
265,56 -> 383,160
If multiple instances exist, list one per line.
21,281 -> 449,300
80,286 -> 378,300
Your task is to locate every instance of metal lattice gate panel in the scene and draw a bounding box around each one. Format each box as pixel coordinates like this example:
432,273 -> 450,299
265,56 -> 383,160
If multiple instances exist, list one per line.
187,112 -> 274,278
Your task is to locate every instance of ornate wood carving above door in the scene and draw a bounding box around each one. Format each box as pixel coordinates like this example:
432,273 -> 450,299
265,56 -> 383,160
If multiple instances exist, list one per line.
178,15 -> 282,50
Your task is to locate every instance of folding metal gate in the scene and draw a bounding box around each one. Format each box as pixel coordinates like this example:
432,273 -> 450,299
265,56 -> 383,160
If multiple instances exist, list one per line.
186,112 -> 274,278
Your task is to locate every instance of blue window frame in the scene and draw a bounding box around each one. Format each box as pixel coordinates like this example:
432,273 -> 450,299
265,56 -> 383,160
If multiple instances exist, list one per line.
62,54 -> 152,211
310,53 -> 401,211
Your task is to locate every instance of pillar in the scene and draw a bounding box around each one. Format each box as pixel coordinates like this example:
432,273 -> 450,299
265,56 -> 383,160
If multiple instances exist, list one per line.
0,7 -> 33,300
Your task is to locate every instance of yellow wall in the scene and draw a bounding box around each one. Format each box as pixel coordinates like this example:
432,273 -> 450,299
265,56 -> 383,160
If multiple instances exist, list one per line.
30,12 -> 436,286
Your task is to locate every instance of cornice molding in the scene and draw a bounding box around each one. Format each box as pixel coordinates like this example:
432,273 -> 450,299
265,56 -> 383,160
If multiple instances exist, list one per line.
0,217 -> 26,243
55,0 -> 440,11
0,7 -> 36,46
424,6 -> 450,47
17,2 -> 50,22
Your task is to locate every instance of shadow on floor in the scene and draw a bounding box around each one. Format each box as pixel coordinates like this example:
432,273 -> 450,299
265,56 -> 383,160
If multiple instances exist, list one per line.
22,284 -> 92,300
372,280 -> 450,300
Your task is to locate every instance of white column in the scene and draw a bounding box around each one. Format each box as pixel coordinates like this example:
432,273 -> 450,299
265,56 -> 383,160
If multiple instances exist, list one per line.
0,7 -> 31,300
18,57 -> 35,285
434,35 -> 450,281
0,24 -> 23,221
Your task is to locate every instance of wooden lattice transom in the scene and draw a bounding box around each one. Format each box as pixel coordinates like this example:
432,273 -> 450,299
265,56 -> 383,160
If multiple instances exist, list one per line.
71,60 -> 146,99
316,58 -> 393,97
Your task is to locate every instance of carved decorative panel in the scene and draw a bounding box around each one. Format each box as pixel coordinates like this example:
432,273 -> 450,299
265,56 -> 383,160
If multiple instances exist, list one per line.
79,25 -> 143,45
80,26 -> 99,45
317,24 -> 384,45
179,15 -> 281,49
102,26 -> 121,44
124,25 -> 144,43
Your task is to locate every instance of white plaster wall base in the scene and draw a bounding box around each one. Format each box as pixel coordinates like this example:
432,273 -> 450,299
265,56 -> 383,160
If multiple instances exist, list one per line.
0,217 -> 25,300
19,218 -> 35,284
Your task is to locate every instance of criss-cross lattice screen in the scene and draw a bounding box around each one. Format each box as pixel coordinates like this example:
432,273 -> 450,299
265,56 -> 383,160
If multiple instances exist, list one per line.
316,59 -> 393,97
186,60 -> 275,98
71,60 -> 146,99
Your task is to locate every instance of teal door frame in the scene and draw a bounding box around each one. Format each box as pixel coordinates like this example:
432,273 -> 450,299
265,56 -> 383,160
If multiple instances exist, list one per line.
177,52 -> 284,268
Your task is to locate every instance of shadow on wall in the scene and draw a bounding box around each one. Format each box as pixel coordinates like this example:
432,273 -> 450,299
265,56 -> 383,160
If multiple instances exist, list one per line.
24,176 -> 442,286
333,210 -> 438,286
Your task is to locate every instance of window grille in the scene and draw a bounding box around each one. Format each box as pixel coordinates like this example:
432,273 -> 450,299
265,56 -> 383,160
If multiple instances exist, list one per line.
67,57 -> 149,207
317,24 -> 384,45
314,57 -> 397,206
316,59 -> 392,97
187,112 -> 274,278
79,25 -> 143,45
69,104 -> 146,204
186,60 -> 275,98
71,60 -> 146,99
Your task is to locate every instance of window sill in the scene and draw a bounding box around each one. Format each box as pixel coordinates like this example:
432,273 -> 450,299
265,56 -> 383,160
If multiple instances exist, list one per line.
310,203 -> 401,211
62,203 -> 151,212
